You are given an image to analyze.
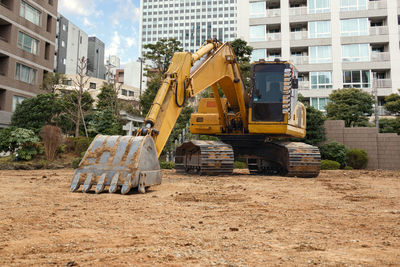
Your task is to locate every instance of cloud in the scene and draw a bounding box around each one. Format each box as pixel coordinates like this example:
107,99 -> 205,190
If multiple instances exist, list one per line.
110,0 -> 141,27
106,31 -> 121,57
58,0 -> 96,16
83,18 -> 96,29
125,37 -> 136,48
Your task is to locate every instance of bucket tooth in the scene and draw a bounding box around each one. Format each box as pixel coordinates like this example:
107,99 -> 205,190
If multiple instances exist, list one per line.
109,172 -> 120,194
70,171 -> 82,192
82,173 -> 94,193
95,173 -> 107,194
70,135 -> 162,195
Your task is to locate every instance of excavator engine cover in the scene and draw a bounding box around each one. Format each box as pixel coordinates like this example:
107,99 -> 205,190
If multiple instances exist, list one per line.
70,135 -> 161,194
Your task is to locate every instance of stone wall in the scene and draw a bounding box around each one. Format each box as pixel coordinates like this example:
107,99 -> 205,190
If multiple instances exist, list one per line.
324,120 -> 400,170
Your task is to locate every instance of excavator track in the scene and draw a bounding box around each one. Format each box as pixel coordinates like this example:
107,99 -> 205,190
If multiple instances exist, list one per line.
175,140 -> 234,175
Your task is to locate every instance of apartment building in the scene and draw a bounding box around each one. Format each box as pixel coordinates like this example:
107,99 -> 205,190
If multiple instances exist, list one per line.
0,0 -> 58,128
55,14 -> 88,75
139,0 -> 249,55
87,36 -> 106,80
240,0 -> 400,112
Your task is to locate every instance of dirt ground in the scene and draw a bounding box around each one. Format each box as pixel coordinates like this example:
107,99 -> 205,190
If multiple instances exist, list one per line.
0,169 -> 399,266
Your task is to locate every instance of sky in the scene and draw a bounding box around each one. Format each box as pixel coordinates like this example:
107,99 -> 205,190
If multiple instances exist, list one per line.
58,0 -> 141,65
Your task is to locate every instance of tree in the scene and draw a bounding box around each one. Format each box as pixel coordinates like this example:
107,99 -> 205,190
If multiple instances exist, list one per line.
326,88 -> 374,127
384,90 -> 400,115
230,39 -> 253,90
379,118 -> 400,135
97,83 -> 120,114
139,73 -> 162,116
41,72 -> 65,93
11,93 -> 62,134
143,38 -> 183,74
87,109 -> 123,137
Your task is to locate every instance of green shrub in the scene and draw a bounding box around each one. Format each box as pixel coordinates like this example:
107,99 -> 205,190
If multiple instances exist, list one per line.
0,127 -> 40,161
234,161 -> 247,169
73,137 -> 93,156
72,157 -> 82,169
160,161 -> 175,169
344,166 -> 354,170
56,144 -> 67,154
346,149 -> 368,169
321,160 -> 340,170
319,141 -> 349,168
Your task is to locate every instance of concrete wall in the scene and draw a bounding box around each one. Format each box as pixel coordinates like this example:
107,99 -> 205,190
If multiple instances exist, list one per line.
324,120 -> 400,170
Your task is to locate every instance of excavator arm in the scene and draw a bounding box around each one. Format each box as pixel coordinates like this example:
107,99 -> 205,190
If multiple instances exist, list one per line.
140,40 -> 248,157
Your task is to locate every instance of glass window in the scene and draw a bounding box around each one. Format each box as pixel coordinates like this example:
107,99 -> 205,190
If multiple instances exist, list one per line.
15,63 -> 36,84
250,1 -> 265,18
343,70 -> 371,88
342,44 -> 370,62
20,1 -> 41,26
311,97 -> 329,111
309,46 -> 332,64
341,18 -> 368,36
121,89 -> 127,96
89,82 -> 96,89
308,0 -> 330,14
250,25 -> 266,42
128,91 -> 134,97
308,21 -> 331,38
12,96 -> 27,112
251,49 -> 266,62
310,72 -> 333,89
340,0 -> 367,11
17,32 -> 38,55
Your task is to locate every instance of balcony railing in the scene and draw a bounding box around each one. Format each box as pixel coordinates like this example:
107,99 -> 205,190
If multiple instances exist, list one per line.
371,52 -> 390,62
375,79 -> 392,88
266,8 -> 281,17
370,26 -> 388,35
298,81 -> 310,90
368,0 -> 387,9
291,31 -> 308,40
377,106 -> 390,116
267,32 -> 281,41
290,56 -> 309,65
289,7 -> 308,16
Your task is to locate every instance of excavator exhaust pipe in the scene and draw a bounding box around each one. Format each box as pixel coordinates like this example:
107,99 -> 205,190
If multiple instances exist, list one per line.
70,135 -> 161,194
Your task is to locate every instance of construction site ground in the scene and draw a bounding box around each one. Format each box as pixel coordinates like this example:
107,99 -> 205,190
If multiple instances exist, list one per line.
0,169 -> 399,266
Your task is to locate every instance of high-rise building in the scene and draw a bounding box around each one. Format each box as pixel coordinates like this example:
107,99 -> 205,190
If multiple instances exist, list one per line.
139,0 -> 245,55
239,0 -> 400,113
0,0 -> 58,128
55,14 -> 88,75
87,36 -> 106,79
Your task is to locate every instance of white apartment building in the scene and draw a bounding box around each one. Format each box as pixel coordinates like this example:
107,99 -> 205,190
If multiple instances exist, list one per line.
239,0 -> 400,112
139,0 -> 244,55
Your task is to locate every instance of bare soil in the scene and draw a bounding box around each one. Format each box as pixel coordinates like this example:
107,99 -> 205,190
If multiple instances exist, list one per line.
0,169 -> 399,266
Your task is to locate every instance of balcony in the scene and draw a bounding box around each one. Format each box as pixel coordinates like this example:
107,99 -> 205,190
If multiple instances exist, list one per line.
377,106 -> 390,116
291,31 -> 308,40
267,32 -> 281,41
298,81 -> 310,90
375,79 -> 392,88
370,26 -> 388,35
266,9 -> 281,17
290,56 -> 309,65
289,7 -> 307,16
368,0 -> 386,9
371,52 -> 390,62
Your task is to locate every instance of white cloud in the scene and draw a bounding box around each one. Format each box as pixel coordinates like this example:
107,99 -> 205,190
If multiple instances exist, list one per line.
59,0 -> 96,16
106,31 -> 121,57
125,37 -> 136,48
83,18 -> 96,29
110,0 -> 141,26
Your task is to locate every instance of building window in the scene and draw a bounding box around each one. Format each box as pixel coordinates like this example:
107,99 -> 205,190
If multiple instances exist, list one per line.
89,82 -> 96,89
17,32 -> 39,55
310,72 -> 333,89
62,79 -> 72,86
309,46 -> 332,64
308,0 -> 330,14
12,96 -> 27,112
250,25 -> 266,42
341,18 -> 368,36
311,97 -> 329,111
20,1 -> 41,26
128,91 -> 134,97
343,70 -> 371,88
61,40 -> 65,47
308,21 -> 331,38
342,44 -> 370,62
63,58 -> 66,65
250,1 -> 265,18
340,0 -> 367,11
121,89 -> 127,96
15,63 -> 36,84
62,24 -> 66,31
251,49 -> 266,62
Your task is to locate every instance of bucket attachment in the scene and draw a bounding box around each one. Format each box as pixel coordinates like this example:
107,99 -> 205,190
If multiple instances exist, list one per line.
70,135 -> 161,194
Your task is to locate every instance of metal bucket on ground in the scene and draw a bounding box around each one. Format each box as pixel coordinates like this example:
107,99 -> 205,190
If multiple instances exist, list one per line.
70,135 -> 161,194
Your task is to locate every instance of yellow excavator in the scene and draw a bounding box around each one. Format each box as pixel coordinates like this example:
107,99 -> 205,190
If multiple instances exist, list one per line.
70,39 -> 321,194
